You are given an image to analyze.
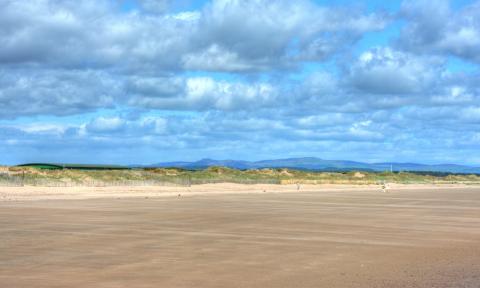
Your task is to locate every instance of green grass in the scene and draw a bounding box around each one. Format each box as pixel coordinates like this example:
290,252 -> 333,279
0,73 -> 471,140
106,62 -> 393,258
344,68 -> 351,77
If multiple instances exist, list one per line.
1,166 -> 480,187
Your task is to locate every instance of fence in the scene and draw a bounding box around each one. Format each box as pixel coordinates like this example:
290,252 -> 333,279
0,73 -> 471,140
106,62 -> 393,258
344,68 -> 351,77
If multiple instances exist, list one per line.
0,173 -> 24,187
0,173 -> 281,187
3,171 -> 477,187
0,172 -> 192,187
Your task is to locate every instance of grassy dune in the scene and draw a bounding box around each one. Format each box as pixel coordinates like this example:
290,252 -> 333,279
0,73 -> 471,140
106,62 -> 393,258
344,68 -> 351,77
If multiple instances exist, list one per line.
1,166 -> 480,187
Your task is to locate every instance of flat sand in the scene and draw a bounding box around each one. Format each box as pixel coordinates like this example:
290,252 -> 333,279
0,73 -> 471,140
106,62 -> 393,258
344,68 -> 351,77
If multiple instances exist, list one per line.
1,184 -> 480,287
0,183 -> 477,201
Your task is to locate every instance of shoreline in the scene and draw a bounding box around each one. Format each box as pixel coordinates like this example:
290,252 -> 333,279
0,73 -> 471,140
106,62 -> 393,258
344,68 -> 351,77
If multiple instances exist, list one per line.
1,183 -> 479,202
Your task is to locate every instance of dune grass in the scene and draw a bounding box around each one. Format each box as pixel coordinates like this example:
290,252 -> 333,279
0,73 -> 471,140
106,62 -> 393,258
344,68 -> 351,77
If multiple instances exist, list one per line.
1,166 -> 480,187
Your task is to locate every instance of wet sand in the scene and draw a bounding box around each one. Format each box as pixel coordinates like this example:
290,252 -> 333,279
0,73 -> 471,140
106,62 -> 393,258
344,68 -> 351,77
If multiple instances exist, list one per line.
1,185 -> 480,287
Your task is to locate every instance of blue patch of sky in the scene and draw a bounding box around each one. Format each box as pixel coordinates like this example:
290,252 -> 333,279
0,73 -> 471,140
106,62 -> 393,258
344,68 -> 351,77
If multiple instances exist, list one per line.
362,0 -> 402,13
314,0 -> 401,12
355,21 -> 404,53
450,0 -> 477,9
170,0 -> 208,12
446,57 -> 479,73
119,0 -> 137,12
289,61 -> 338,81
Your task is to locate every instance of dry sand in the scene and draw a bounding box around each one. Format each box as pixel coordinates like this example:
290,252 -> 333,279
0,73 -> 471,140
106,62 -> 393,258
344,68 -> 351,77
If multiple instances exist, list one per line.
1,184 -> 480,287
0,183 -> 477,201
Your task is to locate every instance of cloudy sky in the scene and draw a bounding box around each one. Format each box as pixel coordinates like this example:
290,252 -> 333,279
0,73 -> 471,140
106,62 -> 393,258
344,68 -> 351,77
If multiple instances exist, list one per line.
1,0 -> 479,165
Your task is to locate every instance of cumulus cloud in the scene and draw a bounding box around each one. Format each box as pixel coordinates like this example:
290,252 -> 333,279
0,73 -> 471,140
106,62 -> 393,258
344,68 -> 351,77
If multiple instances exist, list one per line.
2,100 -> 480,164
399,0 -> 480,63
0,0 -> 390,118
0,0 -> 387,72
193,0 -> 388,70
431,85 -> 475,105
347,47 -> 442,95
130,77 -> 278,110
86,117 -> 126,133
291,45 -> 480,117
0,69 -> 120,118
0,0 -> 479,165
0,0 -> 197,70
0,0 -> 118,66
182,44 -> 257,72
126,76 -> 185,98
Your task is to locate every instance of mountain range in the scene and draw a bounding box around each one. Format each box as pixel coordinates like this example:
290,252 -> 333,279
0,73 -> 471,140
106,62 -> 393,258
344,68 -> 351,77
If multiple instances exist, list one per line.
148,157 -> 480,174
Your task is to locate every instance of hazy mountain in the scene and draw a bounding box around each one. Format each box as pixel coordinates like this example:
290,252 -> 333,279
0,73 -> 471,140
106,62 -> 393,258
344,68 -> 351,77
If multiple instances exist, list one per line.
149,157 -> 480,174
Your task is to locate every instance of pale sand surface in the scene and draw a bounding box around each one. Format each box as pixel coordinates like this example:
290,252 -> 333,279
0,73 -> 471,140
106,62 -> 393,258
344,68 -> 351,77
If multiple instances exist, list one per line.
1,183 -> 479,201
1,185 -> 480,287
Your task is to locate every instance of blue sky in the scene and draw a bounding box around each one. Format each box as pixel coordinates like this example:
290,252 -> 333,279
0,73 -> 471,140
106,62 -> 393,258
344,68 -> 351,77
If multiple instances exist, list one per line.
1,0 -> 480,165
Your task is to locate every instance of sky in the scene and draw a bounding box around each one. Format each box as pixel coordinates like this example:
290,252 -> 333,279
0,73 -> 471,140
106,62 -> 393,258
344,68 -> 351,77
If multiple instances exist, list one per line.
1,0 -> 480,165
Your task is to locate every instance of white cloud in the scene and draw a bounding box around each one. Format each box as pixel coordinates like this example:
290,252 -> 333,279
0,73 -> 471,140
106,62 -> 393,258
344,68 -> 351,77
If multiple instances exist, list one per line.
86,117 -> 126,133
0,69 -> 119,118
182,44 -> 256,72
431,86 -> 474,104
0,0 -> 387,72
399,0 -> 480,63
0,0 -> 479,165
348,47 -> 441,95
130,77 -> 278,110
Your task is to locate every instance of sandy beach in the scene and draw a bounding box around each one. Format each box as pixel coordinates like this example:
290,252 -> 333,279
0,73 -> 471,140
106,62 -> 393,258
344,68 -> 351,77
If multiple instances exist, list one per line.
1,184 -> 480,287
1,183 -> 478,201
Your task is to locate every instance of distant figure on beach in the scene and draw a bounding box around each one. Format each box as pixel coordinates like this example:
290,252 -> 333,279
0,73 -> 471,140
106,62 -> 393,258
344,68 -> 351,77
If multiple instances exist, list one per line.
381,182 -> 388,193
296,182 -> 301,191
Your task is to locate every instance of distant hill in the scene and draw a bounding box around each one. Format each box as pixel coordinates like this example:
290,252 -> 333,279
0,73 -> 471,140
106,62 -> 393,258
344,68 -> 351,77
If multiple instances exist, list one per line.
148,157 -> 480,174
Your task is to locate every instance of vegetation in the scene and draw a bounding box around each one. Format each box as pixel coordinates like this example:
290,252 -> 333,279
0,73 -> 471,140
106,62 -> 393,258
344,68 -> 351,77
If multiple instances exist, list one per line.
1,166 -> 480,187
